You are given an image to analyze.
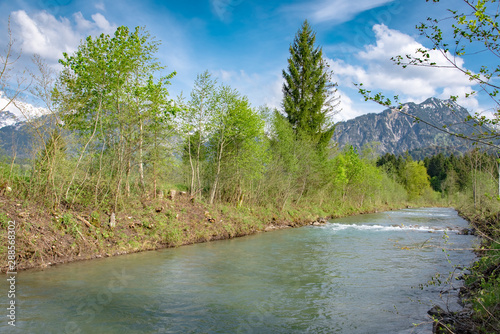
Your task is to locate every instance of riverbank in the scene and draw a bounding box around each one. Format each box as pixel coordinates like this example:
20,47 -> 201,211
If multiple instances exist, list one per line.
0,192 -> 410,273
429,204 -> 500,333
4,207 -> 473,333
4,191 -> 490,331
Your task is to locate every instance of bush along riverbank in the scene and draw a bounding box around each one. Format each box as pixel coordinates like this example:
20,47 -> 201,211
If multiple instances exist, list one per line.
429,201 -> 500,334
0,191 -> 412,273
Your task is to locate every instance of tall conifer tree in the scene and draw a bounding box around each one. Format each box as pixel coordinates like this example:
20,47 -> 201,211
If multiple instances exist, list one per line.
282,20 -> 339,148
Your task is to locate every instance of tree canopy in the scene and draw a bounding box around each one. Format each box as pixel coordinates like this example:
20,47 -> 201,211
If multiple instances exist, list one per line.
54,26 -> 175,209
282,20 -> 339,149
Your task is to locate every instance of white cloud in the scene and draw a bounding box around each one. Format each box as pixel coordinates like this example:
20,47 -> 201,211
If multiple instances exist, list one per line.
328,24 -> 478,112
91,13 -> 114,32
95,2 -> 106,11
213,69 -> 283,109
74,12 -> 94,31
11,10 -> 117,63
331,88 -> 385,122
334,90 -> 361,122
264,77 -> 284,109
216,69 -> 235,82
210,0 -> 243,22
284,0 -> 396,24
0,92 -> 20,117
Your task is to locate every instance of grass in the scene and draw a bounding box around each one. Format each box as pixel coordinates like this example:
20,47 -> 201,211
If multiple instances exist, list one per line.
163,223 -> 184,247
456,196 -> 500,333
0,212 -> 9,228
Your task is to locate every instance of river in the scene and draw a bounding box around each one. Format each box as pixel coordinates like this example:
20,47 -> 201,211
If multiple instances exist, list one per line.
2,207 -> 477,333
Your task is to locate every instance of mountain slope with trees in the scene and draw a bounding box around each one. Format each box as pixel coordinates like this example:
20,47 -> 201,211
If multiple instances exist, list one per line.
333,97 -> 485,155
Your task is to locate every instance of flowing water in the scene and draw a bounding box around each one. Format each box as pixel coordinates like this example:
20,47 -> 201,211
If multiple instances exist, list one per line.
2,207 -> 477,333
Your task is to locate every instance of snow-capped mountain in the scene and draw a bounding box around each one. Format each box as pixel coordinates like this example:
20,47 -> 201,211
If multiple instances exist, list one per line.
0,110 -> 19,129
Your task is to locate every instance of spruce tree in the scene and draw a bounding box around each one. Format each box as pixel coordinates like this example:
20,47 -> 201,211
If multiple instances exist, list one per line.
282,20 -> 339,148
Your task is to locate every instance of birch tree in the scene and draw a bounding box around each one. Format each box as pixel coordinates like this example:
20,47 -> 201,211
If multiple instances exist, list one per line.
182,71 -> 217,197
55,26 -> 174,210
207,85 -> 267,205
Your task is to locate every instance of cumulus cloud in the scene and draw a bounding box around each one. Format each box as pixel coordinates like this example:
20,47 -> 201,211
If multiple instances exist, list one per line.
328,24 -> 478,112
334,90 -> 366,122
11,10 -> 116,62
265,77 -> 284,109
91,13 -> 113,32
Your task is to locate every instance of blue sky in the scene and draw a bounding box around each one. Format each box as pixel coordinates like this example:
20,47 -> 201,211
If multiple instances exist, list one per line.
0,0 -> 495,121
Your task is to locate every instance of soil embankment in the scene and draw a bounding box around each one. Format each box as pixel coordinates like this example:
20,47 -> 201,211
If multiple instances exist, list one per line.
0,193 -> 332,272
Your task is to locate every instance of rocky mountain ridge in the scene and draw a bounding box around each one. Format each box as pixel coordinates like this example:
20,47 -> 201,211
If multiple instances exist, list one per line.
332,97 -> 481,155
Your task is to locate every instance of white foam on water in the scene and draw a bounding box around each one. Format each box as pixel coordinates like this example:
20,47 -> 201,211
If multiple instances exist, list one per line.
327,223 -> 448,233
397,211 -> 449,217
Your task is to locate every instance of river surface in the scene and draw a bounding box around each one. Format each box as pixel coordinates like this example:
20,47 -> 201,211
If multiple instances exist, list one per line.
2,208 -> 477,333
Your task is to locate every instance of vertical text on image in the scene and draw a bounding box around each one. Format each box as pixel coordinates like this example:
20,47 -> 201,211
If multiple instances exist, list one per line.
6,220 -> 17,327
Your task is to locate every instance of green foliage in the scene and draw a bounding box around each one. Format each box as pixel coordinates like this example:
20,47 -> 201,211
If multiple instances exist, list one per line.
180,70 -> 218,197
424,153 -> 447,192
90,211 -> 101,226
54,25 -> 175,210
163,222 -> 183,246
2,21 -> 433,219
60,213 -> 80,239
464,241 -> 500,332
328,146 -> 407,208
206,84 -> 269,205
282,20 -> 339,149
32,128 -> 67,205
265,110 -> 332,209
94,226 -> 113,239
377,149 -> 499,209
331,146 -> 364,200
377,152 -> 438,201
0,212 -> 9,229
402,160 -> 431,200
377,153 -> 406,182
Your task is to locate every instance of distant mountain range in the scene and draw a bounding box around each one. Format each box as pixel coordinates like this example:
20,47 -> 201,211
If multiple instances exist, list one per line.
0,111 -> 51,160
0,97 -> 493,161
332,97 -> 486,157
0,110 -> 19,129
